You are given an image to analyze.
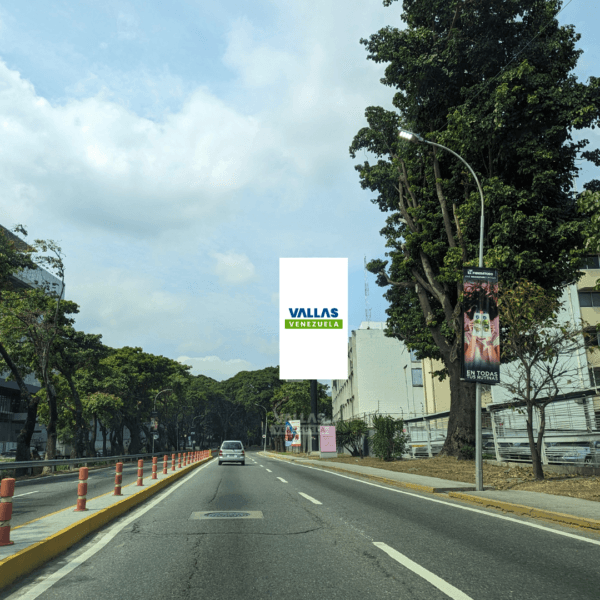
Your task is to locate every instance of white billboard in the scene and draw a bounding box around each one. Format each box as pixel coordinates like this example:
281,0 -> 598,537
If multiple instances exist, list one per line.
279,258 -> 348,380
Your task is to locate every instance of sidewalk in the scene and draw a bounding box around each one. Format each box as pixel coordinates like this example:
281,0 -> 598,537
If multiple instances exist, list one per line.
0,455 -> 213,591
261,452 -> 600,532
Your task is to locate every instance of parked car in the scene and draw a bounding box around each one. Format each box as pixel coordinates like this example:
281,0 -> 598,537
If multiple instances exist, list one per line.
0,449 -> 16,459
218,440 -> 245,465
554,441 -> 600,466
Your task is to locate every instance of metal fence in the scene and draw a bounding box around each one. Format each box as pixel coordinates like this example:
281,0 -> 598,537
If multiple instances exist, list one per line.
337,391 -> 600,465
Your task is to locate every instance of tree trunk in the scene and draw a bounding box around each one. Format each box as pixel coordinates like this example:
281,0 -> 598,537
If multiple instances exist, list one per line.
88,415 -> 98,457
125,417 -> 142,455
0,340 -> 37,475
439,358 -> 477,459
42,384 -> 59,474
65,373 -> 86,458
527,404 -> 545,480
100,421 -> 107,456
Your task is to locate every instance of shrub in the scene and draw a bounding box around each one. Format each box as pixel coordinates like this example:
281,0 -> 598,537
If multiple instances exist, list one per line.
336,419 -> 369,457
460,445 -> 475,460
372,415 -> 408,461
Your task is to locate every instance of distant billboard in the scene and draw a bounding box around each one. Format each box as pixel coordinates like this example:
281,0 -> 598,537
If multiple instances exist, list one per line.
279,258 -> 348,380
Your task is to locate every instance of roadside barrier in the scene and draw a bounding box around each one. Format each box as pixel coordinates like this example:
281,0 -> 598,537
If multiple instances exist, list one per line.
136,459 -> 144,486
74,467 -> 88,512
113,462 -> 123,495
178,453 -> 182,469
163,455 -> 168,475
152,457 -> 158,480
0,478 -> 15,546
171,454 -> 175,471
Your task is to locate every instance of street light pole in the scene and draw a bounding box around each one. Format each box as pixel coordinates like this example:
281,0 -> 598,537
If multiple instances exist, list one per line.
153,389 -> 172,455
254,404 -> 268,453
399,129 -> 485,491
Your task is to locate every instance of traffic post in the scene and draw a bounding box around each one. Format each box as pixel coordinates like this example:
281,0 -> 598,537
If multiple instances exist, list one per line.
114,462 -> 123,495
0,478 -> 15,546
137,459 -> 144,486
75,467 -> 89,511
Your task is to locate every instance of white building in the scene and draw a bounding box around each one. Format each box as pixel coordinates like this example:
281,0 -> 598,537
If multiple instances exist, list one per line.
331,322 -> 424,423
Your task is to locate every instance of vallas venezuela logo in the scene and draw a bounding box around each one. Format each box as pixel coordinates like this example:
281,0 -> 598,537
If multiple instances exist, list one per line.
285,308 -> 342,329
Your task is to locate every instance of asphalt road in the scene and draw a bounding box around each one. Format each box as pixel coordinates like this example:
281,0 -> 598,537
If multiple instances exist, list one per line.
4,450 -> 600,600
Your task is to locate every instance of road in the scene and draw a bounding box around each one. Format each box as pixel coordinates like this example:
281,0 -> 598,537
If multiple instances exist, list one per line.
9,460 -> 149,527
4,450 -> 600,600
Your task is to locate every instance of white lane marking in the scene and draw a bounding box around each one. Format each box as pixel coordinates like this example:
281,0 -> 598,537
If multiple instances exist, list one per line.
259,464 -> 264,467
267,456 -> 600,547
266,469 -> 272,473
299,492 -> 322,505
277,477 -> 288,483
16,460 -> 215,599
13,491 -> 40,498
374,543 -> 473,600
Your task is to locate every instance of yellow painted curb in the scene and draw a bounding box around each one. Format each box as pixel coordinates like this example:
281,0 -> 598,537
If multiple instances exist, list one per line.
0,457 -> 213,591
448,492 -> 600,531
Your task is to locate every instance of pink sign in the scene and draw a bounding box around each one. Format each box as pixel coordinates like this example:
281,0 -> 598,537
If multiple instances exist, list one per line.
320,426 -> 337,453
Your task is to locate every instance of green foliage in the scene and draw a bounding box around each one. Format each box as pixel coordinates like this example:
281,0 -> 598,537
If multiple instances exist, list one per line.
271,381 -> 332,422
352,0 -> 599,455
335,419 -> 369,457
460,445 -> 475,460
371,415 -> 408,461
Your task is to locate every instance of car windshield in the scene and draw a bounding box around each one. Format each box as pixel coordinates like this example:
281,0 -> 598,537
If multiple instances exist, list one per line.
222,442 -> 242,450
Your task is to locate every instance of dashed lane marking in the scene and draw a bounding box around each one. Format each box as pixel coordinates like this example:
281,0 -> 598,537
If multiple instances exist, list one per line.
374,542 -> 473,600
277,477 -> 288,483
298,492 -> 322,505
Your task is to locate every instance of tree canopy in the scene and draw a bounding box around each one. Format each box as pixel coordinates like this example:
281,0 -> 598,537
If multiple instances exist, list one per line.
352,0 -> 600,456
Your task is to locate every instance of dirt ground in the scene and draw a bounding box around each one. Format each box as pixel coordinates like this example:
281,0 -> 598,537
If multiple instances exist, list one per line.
275,452 -> 600,503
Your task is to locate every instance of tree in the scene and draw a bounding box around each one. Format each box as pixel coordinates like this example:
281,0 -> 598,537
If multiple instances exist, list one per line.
578,189 -> 600,290
352,0 -> 600,457
371,415 -> 408,461
335,419 -> 369,457
498,280 -> 589,480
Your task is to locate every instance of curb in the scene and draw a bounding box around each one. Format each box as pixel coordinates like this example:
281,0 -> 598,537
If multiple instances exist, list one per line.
447,491 -> 600,531
0,456 -> 214,591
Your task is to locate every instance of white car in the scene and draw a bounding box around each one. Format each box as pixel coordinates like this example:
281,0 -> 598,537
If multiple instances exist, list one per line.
218,441 -> 245,465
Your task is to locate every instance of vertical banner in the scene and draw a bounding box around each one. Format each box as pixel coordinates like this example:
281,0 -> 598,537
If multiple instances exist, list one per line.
289,419 -> 301,447
279,258 -> 348,380
462,268 -> 500,385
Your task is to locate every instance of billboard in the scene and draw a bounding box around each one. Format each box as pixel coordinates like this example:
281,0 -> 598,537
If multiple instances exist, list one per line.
462,267 -> 500,385
279,258 -> 348,380
319,426 -> 337,453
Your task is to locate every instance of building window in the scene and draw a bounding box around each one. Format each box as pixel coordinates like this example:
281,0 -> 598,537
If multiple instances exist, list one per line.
581,255 -> 600,269
585,329 -> 600,347
579,291 -> 600,308
411,368 -> 423,387
409,349 -> 419,362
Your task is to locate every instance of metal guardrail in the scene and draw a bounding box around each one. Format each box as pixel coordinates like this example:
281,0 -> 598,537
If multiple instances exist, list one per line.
0,451 -> 216,473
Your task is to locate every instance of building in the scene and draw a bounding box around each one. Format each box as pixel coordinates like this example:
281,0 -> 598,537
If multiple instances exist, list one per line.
0,225 -> 62,452
331,322 -> 424,423
578,253 -> 600,390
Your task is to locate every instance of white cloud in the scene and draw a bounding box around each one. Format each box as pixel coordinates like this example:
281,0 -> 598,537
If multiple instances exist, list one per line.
176,355 -> 254,380
213,251 -> 256,285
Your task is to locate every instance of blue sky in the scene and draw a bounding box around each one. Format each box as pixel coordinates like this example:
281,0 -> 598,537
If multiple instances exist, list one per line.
1,0 -> 599,381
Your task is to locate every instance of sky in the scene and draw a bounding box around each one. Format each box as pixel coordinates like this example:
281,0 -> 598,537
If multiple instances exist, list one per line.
1,0 -> 599,383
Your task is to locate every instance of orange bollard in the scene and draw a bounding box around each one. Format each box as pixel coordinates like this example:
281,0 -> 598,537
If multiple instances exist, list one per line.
185,452 -> 188,466
163,455 -> 168,475
113,462 -> 123,495
137,459 -> 144,486
178,453 -> 182,469
171,453 -> 176,471
75,467 -> 89,511
152,456 -> 158,480
0,478 -> 15,546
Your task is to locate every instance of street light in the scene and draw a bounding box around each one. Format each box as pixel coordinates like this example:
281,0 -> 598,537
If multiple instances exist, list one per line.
254,404 -> 268,453
399,128 -> 486,491
153,389 -> 172,455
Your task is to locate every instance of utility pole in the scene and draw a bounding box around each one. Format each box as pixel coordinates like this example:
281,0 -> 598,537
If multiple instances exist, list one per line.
310,380 -> 318,452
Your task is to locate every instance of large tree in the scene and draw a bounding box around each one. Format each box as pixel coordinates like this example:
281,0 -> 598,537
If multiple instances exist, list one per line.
351,0 -> 600,457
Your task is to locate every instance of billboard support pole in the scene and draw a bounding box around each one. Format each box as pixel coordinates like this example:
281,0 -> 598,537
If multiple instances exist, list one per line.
310,380 -> 318,452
